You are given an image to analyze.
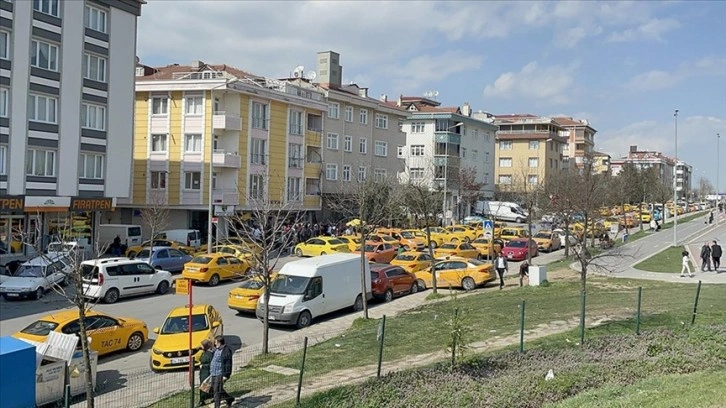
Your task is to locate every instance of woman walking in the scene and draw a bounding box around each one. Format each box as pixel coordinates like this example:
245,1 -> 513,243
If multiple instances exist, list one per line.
680,250 -> 694,278
198,339 -> 214,406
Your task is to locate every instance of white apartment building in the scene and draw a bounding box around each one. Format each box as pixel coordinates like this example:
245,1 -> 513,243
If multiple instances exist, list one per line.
0,0 -> 141,259
398,97 -> 497,224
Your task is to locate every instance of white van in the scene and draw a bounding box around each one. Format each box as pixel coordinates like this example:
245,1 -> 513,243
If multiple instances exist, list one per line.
155,229 -> 202,249
81,257 -> 173,304
488,201 -> 529,223
97,224 -> 143,248
256,253 -> 371,329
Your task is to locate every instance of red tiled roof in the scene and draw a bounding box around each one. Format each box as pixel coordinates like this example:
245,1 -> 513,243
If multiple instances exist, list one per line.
136,63 -> 262,81
493,113 -> 538,119
551,117 -> 582,126
415,106 -> 460,113
496,133 -> 568,143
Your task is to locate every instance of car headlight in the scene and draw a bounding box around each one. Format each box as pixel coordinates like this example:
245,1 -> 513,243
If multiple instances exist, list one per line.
283,303 -> 295,313
152,348 -> 163,354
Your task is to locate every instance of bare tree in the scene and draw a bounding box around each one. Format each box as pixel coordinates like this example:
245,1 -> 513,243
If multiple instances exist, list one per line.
455,166 -> 485,221
227,170 -> 304,354
136,191 -> 170,256
325,171 -> 403,318
697,176 -> 715,200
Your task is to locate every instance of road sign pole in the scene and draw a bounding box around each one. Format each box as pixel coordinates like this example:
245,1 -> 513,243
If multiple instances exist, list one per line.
188,279 -> 194,408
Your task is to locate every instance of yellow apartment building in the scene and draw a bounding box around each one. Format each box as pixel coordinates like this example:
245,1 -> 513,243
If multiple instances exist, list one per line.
115,61 -> 327,241
591,151 -> 612,175
493,114 -> 569,194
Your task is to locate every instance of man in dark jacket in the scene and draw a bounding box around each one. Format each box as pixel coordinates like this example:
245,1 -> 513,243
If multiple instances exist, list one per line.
700,242 -> 712,271
494,251 -> 508,290
711,240 -> 722,272
210,335 -> 234,408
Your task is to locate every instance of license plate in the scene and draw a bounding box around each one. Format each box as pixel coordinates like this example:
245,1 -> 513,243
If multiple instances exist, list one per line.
5,293 -> 18,297
170,357 -> 189,364
507,254 -> 513,259
269,316 -> 276,320
235,295 -> 244,299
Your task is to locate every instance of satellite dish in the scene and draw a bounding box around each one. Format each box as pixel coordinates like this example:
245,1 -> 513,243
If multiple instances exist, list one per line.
293,65 -> 304,78
433,91 -> 439,97
306,71 -> 317,81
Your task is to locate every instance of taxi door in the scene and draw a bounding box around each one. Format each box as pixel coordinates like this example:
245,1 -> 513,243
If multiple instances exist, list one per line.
85,315 -> 124,354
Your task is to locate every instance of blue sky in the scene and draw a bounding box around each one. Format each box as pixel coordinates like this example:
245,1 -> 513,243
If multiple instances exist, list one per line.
137,1 -> 726,191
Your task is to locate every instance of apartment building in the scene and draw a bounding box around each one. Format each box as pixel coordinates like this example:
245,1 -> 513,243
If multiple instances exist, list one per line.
490,114 -> 568,193
1,0 -> 141,260
125,61 -> 327,239
552,117 -> 597,168
313,51 -> 408,219
675,161 -> 692,201
610,145 -> 679,194
398,97 -> 497,224
591,151 -> 612,175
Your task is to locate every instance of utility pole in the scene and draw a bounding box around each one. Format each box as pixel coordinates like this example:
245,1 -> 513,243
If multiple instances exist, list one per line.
718,133 -> 721,225
672,109 -> 678,247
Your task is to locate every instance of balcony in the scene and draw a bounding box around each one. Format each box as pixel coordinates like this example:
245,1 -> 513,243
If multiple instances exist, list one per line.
213,111 -> 242,131
212,189 -> 239,205
433,156 -> 460,168
434,132 -> 461,144
306,129 -> 322,146
212,150 -> 241,168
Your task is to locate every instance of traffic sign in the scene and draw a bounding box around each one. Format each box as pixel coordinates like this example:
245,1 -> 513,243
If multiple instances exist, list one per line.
483,231 -> 493,239
483,220 -> 494,231
175,278 -> 189,295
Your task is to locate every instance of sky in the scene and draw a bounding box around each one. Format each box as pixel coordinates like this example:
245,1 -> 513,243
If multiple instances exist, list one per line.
136,0 -> 726,191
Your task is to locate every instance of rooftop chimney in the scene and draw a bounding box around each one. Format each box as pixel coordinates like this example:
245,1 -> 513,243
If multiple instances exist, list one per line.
629,145 -> 637,153
380,94 -> 387,102
397,94 -> 403,107
191,60 -> 205,70
462,102 -> 471,117
316,51 -> 342,87
358,88 -> 368,98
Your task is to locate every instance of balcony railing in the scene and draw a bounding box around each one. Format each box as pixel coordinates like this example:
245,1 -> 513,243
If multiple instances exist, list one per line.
213,111 -> 242,131
288,157 -> 304,169
212,150 -> 241,168
434,132 -> 461,144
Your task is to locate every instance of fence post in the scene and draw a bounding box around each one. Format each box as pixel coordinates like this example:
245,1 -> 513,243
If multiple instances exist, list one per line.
377,315 -> 386,378
519,300 -> 526,353
63,384 -> 71,408
579,290 -> 586,345
635,287 -> 642,335
451,308 -> 458,366
691,280 -> 702,326
296,337 -> 309,407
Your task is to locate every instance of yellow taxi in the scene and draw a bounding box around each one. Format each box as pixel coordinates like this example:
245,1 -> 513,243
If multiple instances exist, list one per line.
390,251 -> 434,273
150,304 -> 223,372
415,256 -> 495,291
376,228 -> 426,251
421,227 -> 454,248
619,215 -> 640,228
602,217 -> 621,231
13,310 -> 148,356
400,229 -> 431,248
182,253 -> 251,286
433,242 -> 479,259
470,237 -> 503,258
126,239 -> 194,257
294,236 -> 351,257
532,230 -> 561,252
640,211 -> 652,223
598,207 -> 612,217
200,244 -> 257,264
368,234 -> 402,249
336,236 -> 362,252
228,276 -> 270,313
499,227 -> 529,243
447,225 -> 479,242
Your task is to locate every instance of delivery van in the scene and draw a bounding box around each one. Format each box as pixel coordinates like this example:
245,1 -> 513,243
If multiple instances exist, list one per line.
155,229 -> 202,249
256,253 -> 371,329
97,224 -> 143,249
488,201 -> 528,223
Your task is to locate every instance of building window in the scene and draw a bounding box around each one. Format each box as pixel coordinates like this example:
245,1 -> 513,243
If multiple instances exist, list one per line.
78,153 -> 104,179
358,166 -> 367,181
374,168 -> 387,182
287,177 -> 302,201
184,172 -> 201,190
31,39 -> 59,71
529,140 -> 540,150
528,157 -> 539,168
151,97 -> 168,115
374,141 -> 388,157
344,106 -> 353,122
0,145 -> 6,175
289,110 -> 303,135
28,94 -> 57,124
397,146 -> 404,158
461,147 -> 467,158
527,175 -> 539,185
343,135 -> 352,152
185,96 -> 203,115
252,102 -> 268,129
326,133 -> 339,150
82,53 -> 106,82
288,143 -> 303,168
328,102 -> 339,119
150,171 -> 167,189
485,152 -> 490,163
499,158 -> 512,168
0,31 -> 8,60
410,167 -> 424,180
498,175 -> 512,185
342,165 -> 351,182
410,145 -> 425,156
81,103 -> 106,131
474,129 -> 479,138
499,141 -> 513,150
325,163 -> 338,181
25,148 -> 55,177
184,134 -> 202,152
375,114 -> 388,129
0,87 -> 7,117
411,122 -> 425,133
150,134 -> 168,153
84,5 -> 107,33
359,137 -> 368,154
359,109 -> 368,125
249,174 -> 264,199
250,138 -> 267,165
33,0 -> 60,17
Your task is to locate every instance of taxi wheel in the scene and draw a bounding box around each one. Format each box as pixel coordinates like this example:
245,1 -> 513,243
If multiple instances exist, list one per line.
320,251 -> 327,256
416,279 -> 427,291
208,274 -> 220,287
430,242 -> 438,249
127,332 -> 145,351
461,277 -> 476,291
295,249 -> 303,257
464,237 -> 471,242
451,238 -> 459,242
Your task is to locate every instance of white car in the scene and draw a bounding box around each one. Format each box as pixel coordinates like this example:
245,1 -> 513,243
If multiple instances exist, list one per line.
0,255 -> 73,300
81,258 -> 173,304
552,229 -> 579,247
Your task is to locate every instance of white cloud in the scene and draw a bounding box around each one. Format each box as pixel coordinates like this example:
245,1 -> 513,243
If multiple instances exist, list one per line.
624,55 -> 726,92
483,62 -> 576,105
607,18 -> 681,43
380,51 -> 484,94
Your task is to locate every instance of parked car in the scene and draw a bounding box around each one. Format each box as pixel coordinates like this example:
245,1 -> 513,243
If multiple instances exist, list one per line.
354,241 -> 397,264
433,242 -> 479,259
294,237 -> 351,257
470,238 -> 504,259
227,276 -> 269,314
81,258 -> 173,304
501,238 -> 538,261
415,256 -> 495,291
126,239 -> 195,258
370,263 -> 418,302
532,230 -> 561,252
553,229 -> 579,247
390,251 -> 434,273
133,247 -> 192,273
182,254 -> 251,286
0,254 -> 73,300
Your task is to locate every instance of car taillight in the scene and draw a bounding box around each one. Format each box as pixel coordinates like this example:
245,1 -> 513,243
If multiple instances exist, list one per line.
248,295 -> 260,300
200,267 -> 209,273
98,273 -> 104,285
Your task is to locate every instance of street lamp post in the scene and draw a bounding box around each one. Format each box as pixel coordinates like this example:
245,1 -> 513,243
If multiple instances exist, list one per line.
441,121 -> 463,226
672,109 -> 678,247
718,133 -> 721,225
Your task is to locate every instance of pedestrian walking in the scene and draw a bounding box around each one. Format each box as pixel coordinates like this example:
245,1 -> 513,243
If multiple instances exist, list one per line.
711,240 -> 722,272
700,242 -> 712,271
494,251 -> 508,289
708,211 -> 714,224
198,339 -> 213,406
680,250 -> 694,278
210,335 -> 234,408
519,260 -> 529,287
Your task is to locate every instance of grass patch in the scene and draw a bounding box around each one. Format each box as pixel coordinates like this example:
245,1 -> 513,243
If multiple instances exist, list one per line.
425,292 -> 447,301
634,245 -> 695,273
